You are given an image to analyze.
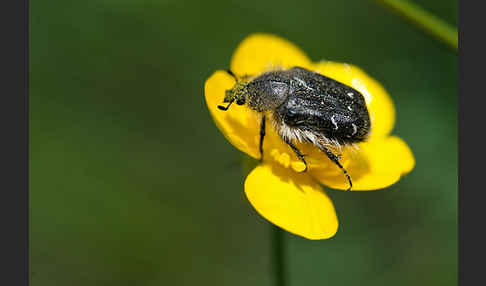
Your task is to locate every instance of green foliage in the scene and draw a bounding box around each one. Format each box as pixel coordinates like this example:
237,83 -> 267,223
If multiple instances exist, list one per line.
377,0 -> 457,51
30,0 -> 457,285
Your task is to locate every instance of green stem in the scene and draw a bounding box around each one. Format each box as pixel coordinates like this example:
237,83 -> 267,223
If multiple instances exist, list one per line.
376,0 -> 458,51
272,225 -> 286,286
241,155 -> 286,286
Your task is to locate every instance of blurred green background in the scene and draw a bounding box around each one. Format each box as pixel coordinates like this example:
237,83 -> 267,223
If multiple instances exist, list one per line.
30,0 -> 457,285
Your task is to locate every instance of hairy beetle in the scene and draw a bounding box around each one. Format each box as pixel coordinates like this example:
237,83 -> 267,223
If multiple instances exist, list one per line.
218,66 -> 371,190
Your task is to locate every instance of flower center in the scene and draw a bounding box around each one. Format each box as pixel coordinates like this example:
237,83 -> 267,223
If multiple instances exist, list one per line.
269,148 -> 307,173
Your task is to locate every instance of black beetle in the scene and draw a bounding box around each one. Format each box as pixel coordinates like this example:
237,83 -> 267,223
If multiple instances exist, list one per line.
218,66 -> 371,190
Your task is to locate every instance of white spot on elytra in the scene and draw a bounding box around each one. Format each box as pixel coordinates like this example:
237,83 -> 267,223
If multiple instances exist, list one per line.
347,92 -> 354,98
331,115 -> 339,130
347,105 -> 353,111
351,123 -> 358,135
294,77 -> 305,85
293,77 -> 315,91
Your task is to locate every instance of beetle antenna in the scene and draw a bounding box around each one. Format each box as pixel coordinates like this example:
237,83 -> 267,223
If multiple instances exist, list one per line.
218,98 -> 235,111
218,69 -> 238,111
226,69 -> 238,82
218,70 -> 241,111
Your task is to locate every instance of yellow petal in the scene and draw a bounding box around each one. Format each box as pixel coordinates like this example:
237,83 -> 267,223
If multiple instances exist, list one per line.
204,70 -> 261,159
310,136 -> 415,191
313,61 -> 396,139
230,33 -> 313,77
244,163 -> 338,240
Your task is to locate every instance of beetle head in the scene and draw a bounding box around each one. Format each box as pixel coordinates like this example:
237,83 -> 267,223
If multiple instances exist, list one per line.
218,81 -> 248,111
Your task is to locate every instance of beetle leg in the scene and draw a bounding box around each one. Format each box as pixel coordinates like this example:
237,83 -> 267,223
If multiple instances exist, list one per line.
225,69 -> 253,81
319,145 -> 352,191
259,115 -> 266,161
283,138 -> 308,172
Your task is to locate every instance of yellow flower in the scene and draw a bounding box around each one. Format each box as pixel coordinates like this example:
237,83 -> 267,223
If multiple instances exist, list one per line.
204,34 -> 415,240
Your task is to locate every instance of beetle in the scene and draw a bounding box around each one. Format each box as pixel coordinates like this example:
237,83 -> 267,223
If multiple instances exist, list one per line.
218,66 -> 371,190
